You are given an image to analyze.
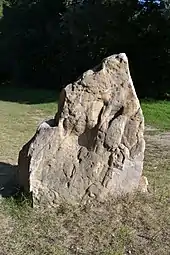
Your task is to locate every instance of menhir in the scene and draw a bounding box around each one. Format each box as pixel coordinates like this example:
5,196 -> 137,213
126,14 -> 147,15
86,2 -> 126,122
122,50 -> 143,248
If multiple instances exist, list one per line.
18,53 -> 146,207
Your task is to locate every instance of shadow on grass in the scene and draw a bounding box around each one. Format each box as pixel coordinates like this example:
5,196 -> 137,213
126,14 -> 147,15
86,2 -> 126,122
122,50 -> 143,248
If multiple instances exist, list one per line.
0,86 -> 59,105
0,162 -> 19,197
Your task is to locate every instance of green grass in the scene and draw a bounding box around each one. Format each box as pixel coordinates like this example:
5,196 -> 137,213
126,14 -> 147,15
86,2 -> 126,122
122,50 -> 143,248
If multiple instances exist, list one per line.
141,100 -> 170,130
0,87 -> 170,255
0,88 -> 57,163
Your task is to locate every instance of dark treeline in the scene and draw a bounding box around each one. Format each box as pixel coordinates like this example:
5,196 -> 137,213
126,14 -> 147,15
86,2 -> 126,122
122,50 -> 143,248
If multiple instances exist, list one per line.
0,0 -> 170,98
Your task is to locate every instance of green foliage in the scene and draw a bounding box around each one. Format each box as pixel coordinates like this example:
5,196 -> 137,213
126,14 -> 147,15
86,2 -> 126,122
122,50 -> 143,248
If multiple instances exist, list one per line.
0,0 -> 170,98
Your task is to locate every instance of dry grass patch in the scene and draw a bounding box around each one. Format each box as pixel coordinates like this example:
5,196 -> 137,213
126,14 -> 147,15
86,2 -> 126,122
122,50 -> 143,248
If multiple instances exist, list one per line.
1,189 -> 170,255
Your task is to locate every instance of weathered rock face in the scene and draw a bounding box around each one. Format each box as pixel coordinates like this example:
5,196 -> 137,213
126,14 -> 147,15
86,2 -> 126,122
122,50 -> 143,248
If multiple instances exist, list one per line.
18,53 -> 145,206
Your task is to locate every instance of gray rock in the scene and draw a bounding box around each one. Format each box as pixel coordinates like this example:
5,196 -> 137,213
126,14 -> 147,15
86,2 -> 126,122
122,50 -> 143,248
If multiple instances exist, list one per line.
18,53 -> 145,206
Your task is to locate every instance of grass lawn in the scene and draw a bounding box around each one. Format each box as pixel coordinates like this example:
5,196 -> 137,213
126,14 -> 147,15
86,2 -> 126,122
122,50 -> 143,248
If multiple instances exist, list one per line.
0,87 -> 170,255
141,100 -> 170,131
0,87 -> 57,163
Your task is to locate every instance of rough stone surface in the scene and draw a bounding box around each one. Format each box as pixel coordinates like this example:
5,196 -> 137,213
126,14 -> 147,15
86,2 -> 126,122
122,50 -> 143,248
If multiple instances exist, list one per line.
138,176 -> 148,193
18,53 -> 145,206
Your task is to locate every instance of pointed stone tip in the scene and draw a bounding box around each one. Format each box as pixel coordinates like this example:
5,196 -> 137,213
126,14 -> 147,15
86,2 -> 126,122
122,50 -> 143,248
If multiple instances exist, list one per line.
118,53 -> 128,62
104,53 -> 128,64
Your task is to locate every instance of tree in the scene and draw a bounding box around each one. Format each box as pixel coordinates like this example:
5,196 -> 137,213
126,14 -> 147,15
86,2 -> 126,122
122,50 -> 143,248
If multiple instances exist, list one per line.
0,0 -> 170,98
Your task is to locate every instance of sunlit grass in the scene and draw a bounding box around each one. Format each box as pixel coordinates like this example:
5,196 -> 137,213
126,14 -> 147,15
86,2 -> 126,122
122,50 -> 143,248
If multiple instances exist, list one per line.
141,100 -> 170,130
0,88 -> 170,255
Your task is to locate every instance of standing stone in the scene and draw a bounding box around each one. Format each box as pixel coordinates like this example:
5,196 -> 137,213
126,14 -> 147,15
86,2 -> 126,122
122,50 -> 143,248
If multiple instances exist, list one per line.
18,53 -> 145,206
